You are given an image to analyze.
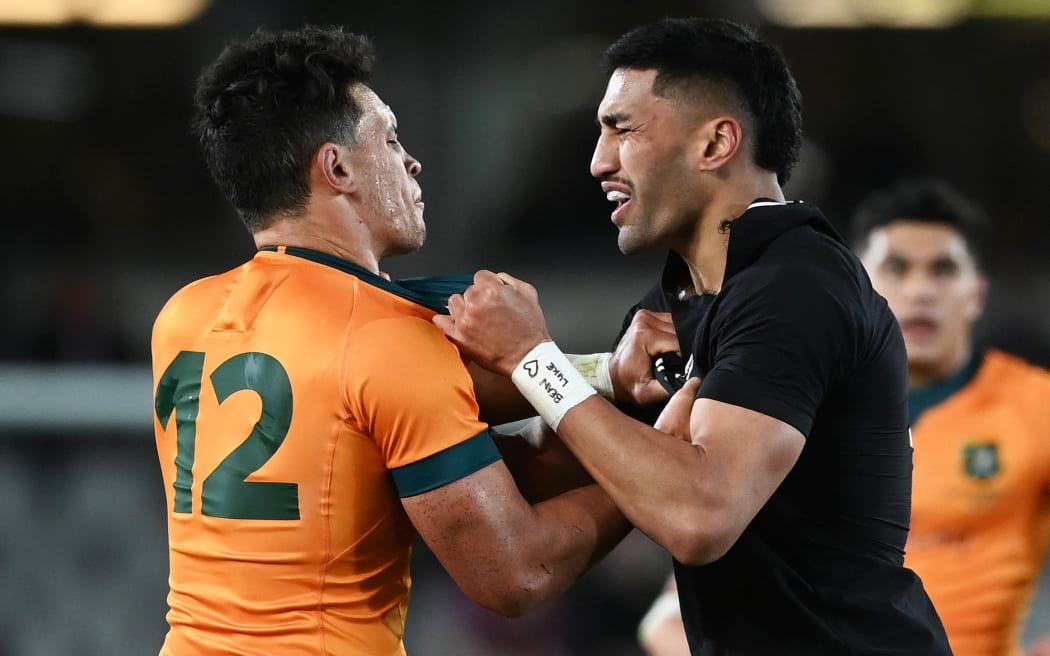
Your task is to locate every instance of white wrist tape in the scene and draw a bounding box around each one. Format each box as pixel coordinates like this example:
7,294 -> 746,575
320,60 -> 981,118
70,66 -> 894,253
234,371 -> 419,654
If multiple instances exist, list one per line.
511,341 -> 597,431
637,591 -> 682,645
565,352 -> 615,400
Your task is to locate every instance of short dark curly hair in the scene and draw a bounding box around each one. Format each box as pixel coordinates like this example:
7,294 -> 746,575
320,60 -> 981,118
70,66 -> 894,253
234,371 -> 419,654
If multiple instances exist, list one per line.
192,26 -> 375,231
851,178 -> 989,270
602,17 -> 803,185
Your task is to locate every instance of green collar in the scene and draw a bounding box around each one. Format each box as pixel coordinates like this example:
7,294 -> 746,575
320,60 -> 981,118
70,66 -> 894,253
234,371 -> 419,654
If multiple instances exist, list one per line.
908,352 -> 982,425
258,246 -> 470,314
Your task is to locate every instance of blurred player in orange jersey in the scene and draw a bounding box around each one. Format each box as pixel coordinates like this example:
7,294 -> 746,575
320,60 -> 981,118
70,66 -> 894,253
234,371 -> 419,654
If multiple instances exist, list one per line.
855,178 -> 1050,656
637,177 -> 1050,656
152,26 -> 636,656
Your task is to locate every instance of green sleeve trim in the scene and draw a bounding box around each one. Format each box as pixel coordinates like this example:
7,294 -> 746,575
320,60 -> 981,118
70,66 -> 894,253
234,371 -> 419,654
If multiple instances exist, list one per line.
391,430 -> 502,497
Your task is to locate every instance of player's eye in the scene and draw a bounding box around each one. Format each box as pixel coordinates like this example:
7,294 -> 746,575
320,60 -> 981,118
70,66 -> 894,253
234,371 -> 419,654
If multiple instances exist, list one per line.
930,260 -> 959,277
883,258 -> 907,276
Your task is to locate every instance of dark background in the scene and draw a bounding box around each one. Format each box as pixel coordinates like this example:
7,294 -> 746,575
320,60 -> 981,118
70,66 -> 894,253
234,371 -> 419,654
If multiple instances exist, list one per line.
2,1 -> 1050,654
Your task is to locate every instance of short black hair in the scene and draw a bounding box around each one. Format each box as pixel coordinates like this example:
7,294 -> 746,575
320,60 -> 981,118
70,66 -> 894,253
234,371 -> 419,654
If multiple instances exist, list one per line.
851,178 -> 989,269
192,26 -> 375,231
602,17 -> 803,185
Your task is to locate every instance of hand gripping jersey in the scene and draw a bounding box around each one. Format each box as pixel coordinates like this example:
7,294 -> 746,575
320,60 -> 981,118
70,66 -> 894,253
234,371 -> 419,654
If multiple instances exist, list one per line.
151,247 -> 498,656
906,350 -> 1050,656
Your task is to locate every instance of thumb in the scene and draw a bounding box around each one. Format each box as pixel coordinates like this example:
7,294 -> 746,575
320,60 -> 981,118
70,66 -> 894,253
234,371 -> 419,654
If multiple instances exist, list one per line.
432,313 -> 455,337
654,377 -> 701,439
635,378 -> 673,406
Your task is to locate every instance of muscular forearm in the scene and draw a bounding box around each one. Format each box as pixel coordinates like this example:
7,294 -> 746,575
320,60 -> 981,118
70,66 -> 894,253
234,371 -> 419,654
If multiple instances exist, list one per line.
462,482 -> 630,617
516,483 -> 632,610
487,341 -> 741,564
407,461 -> 630,618
555,397 -> 740,564
494,421 -> 594,504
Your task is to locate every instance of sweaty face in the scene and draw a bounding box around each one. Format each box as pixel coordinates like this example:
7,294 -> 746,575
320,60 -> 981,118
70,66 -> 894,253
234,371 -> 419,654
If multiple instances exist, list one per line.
590,68 -> 705,254
347,86 -> 425,257
861,221 -> 986,383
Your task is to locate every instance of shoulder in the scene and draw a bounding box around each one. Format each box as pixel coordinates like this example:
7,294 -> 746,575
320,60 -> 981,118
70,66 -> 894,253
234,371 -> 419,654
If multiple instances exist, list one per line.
982,349 -> 1050,391
969,350 -> 1050,427
157,271 -> 228,311
342,315 -> 482,449
152,270 -> 233,338
771,224 -> 861,281
345,314 -> 466,382
725,244 -> 860,312
714,227 -> 893,362
351,314 -> 450,349
726,222 -> 874,322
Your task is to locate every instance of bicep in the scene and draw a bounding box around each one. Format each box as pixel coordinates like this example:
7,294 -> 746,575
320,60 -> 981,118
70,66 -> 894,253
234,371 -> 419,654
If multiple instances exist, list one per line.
689,398 -> 805,528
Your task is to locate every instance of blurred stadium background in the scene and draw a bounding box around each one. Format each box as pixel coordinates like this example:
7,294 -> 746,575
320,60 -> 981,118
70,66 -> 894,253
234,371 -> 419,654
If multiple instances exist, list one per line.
2,0 -> 1050,654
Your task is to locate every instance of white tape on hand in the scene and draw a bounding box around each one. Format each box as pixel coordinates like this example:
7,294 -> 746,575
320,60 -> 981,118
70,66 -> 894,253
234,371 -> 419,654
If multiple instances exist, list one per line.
511,341 -> 597,431
565,352 -> 615,400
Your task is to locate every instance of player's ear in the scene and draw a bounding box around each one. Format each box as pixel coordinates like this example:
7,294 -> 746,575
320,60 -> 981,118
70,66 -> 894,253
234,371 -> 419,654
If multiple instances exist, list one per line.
316,142 -> 356,193
694,116 -> 743,173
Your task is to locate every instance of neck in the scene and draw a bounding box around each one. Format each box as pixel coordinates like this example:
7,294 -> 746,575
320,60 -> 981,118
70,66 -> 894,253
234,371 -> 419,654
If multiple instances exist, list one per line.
677,174 -> 784,295
908,342 -> 974,389
252,209 -> 381,274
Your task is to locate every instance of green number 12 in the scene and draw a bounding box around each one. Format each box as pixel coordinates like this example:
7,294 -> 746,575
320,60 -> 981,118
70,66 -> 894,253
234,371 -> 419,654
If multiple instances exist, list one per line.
154,350 -> 300,520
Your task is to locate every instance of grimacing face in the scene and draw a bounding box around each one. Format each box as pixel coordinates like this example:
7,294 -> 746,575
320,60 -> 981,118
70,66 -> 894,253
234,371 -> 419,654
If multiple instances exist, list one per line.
860,221 -> 987,383
591,68 -> 708,255
347,85 -> 425,257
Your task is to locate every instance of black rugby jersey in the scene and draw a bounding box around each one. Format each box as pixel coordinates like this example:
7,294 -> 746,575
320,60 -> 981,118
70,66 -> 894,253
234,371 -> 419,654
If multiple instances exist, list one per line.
623,201 -> 951,655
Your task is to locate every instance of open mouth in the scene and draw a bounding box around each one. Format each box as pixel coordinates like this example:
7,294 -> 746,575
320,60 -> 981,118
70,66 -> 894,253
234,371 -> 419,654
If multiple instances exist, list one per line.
605,189 -> 633,222
899,318 -> 939,339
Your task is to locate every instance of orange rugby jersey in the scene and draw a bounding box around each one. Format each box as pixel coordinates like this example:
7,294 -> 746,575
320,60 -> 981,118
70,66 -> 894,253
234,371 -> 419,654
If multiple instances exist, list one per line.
906,350 -> 1050,656
151,246 -> 497,656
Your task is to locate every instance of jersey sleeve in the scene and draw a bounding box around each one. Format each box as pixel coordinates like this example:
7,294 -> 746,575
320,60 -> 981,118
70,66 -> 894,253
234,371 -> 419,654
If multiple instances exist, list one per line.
343,316 -> 499,497
699,262 -> 858,437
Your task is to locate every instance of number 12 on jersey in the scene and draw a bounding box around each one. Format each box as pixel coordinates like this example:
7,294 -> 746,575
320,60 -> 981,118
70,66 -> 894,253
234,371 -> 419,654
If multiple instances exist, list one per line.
154,350 -> 300,520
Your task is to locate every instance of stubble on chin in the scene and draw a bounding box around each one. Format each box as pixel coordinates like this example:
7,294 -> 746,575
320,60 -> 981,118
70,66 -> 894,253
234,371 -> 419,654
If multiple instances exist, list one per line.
406,219 -> 427,252
383,220 -> 426,257
400,229 -> 427,255
616,223 -> 655,255
617,232 -> 637,255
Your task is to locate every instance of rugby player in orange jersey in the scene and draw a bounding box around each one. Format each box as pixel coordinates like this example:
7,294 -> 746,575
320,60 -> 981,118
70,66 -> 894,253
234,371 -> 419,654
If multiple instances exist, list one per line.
152,25 -> 654,656
856,178 -> 1050,656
